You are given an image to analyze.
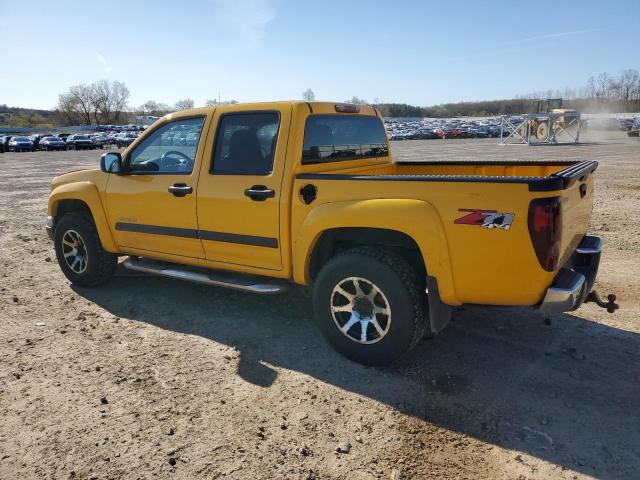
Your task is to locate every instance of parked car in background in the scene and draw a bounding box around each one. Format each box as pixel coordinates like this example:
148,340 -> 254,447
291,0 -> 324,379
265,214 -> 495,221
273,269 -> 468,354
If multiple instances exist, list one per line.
8,136 -> 35,152
452,127 -> 468,138
487,126 -> 501,137
0,136 -> 10,153
627,118 -> 640,137
66,134 -> 95,150
90,134 -> 110,149
417,128 -> 437,139
619,118 -> 635,131
57,133 -> 71,145
40,136 -> 67,151
27,134 -> 54,150
116,132 -> 138,148
472,127 -> 490,138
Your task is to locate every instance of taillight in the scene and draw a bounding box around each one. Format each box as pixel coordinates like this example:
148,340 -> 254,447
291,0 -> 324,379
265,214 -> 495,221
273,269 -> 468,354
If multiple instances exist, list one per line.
528,196 -> 562,271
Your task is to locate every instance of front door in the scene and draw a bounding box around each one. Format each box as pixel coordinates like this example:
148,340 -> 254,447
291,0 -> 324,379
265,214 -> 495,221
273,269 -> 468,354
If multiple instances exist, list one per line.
196,106 -> 291,270
105,115 -> 209,258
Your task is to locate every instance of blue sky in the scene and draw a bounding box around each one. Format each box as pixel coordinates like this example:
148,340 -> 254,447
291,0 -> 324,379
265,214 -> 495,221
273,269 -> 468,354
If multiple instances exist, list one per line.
0,0 -> 638,109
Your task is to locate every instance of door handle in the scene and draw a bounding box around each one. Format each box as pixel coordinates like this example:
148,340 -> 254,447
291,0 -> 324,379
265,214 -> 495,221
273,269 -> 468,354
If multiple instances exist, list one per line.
168,183 -> 193,197
244,185 -> 275,201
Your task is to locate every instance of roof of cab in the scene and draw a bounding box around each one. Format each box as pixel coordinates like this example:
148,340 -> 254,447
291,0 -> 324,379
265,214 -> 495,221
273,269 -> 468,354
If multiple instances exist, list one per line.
166,101 -> 379,119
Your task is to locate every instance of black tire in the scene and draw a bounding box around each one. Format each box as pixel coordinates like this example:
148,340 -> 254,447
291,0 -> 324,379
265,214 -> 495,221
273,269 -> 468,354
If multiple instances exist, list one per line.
54,213 -> 117,287
312,246 -> 428,366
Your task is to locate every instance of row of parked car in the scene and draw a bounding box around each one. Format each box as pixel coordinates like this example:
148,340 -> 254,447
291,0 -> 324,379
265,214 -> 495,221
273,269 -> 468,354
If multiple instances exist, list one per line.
386,115 -> 640,141
0,130 -> 143,153
385,118 -> 504,140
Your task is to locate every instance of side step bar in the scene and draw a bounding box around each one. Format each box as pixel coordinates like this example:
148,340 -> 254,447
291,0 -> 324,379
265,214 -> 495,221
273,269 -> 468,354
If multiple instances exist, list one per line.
122,257 -> 287,294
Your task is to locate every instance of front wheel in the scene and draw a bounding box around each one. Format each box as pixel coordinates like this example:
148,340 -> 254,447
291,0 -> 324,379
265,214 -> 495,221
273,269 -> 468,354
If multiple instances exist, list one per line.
54,214 -> 117,287
312,247 -> 428,366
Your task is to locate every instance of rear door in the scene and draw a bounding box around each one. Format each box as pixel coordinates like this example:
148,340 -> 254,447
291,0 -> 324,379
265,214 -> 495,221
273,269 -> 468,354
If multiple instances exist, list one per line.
196,105 -> 291,270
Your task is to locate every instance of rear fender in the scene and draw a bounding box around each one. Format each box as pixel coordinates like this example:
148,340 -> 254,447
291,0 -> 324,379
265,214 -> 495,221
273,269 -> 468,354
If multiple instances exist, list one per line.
293,199 -> 460,305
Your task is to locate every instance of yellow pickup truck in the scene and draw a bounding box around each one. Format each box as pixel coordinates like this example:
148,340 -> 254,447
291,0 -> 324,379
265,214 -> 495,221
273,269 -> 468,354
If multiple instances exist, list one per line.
47,101 -> 615,365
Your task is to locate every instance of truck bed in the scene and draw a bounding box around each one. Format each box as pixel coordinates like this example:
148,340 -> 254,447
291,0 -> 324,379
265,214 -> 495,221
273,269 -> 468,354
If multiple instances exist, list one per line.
294,159 -> 598,306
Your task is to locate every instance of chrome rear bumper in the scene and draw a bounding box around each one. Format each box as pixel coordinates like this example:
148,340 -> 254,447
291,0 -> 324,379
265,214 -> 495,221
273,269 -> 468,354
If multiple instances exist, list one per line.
539,235 -> 602,314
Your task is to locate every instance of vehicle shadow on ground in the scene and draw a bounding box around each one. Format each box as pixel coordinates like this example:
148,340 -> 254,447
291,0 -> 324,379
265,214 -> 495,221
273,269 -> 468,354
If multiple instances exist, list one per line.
75,273 -> 639,479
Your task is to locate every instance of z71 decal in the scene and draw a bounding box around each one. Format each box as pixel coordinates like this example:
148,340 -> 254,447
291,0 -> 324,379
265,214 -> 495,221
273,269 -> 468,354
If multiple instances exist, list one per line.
454,209 -> 514,230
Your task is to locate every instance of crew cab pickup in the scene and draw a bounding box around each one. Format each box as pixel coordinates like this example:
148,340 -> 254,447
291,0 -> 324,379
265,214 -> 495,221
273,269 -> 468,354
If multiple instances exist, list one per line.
47,101 -> 614,365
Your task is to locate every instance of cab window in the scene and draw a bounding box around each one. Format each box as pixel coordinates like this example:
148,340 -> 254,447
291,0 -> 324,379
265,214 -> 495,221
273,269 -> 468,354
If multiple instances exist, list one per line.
211,112 -> 280,175
128,117 -> 205,174
302,115 -> 388,164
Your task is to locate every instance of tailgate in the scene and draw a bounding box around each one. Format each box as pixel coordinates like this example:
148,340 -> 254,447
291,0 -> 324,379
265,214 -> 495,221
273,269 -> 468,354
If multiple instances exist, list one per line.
555,162 -> 597,269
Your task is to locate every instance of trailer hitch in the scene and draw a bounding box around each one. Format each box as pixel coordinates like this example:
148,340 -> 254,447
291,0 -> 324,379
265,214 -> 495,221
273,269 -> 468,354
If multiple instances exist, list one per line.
584,291 -> 619,313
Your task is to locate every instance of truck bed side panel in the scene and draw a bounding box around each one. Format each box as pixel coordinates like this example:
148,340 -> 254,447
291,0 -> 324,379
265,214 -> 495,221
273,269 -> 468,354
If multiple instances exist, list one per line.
292,177 -> 555,306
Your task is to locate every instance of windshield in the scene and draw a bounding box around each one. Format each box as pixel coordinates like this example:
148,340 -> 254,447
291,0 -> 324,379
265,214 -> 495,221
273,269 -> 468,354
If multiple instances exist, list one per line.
302,115 -> 388,164
13,137 -> 29,141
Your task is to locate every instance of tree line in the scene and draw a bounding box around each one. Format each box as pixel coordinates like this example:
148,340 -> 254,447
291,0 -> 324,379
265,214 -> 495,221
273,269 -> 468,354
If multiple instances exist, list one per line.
4,69 -> 638,128
57,80 -> 131,126
53,80 -> 241,125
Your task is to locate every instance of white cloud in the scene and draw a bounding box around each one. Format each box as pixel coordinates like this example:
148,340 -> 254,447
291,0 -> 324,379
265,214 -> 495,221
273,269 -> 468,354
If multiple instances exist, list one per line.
456,29 -> 601,61
517,29 -> 600,43
97,54 -> 112,73
210,0 -> 276,49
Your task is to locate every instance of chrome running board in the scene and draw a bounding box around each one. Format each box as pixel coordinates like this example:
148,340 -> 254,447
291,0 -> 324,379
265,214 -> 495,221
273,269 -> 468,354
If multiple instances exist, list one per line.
122,257 -> 287,294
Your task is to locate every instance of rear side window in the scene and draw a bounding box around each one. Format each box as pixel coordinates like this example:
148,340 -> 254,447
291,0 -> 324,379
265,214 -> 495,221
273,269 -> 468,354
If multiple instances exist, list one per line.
302,115 -> 388,164
212,112 -> 280,175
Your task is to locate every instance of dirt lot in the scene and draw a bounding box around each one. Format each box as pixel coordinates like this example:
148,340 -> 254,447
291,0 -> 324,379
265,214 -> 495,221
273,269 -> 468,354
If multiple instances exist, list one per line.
1,132 -> 639,480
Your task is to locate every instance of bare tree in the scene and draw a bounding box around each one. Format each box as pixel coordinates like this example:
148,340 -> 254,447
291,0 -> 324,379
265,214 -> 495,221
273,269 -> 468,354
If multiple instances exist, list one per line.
111,81 -> 130,122
204,99 -> 238,106
92,80 -> 109,125
302,88 -> 315,101
138,100 -> 172,116
56,93 -> 82,125
619,69 -> 639,102
56,80 -> 131,125
346,96 -> 367,105
587,76 -> 597,98
67,84 -> 94,124
597,72 -> 610,98
174,99 -> 194,111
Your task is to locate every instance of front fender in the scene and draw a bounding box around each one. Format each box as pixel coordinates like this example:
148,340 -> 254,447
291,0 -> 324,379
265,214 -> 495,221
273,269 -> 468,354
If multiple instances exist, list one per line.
292,199 -> 460,306
48,181 -> 117,253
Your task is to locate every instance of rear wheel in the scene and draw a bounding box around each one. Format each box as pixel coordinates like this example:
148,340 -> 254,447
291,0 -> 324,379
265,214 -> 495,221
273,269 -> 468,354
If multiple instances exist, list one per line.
312,247 -> 428,366
54,214 -> 117,287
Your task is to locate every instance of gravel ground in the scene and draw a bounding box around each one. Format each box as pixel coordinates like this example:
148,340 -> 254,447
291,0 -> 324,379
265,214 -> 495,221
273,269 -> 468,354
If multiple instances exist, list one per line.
1,132 -> 639,480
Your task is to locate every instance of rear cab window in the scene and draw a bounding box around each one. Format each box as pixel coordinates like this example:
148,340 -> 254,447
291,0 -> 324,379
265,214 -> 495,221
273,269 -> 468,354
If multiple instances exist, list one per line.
302,115 -> 388,164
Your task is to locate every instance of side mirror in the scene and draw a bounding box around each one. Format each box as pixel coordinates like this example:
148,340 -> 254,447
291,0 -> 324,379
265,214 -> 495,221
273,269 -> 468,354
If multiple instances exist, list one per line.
100,152 -> 123,173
